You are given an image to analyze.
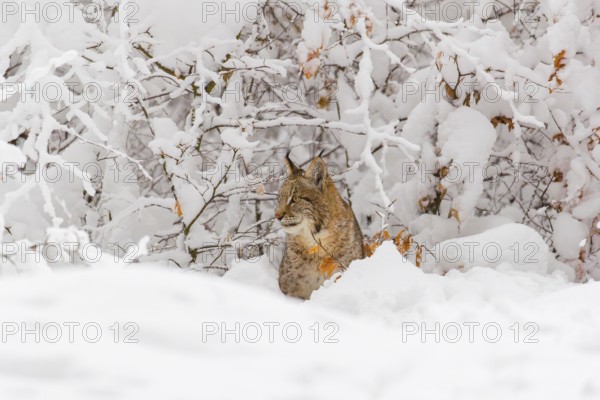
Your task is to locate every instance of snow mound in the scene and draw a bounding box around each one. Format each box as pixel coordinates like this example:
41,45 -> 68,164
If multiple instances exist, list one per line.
0,259 -> 599,399
311,241 -> 570,324
433,223 -> 552,274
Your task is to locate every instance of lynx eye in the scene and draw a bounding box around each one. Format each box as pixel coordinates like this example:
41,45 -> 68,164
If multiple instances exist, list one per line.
288,195 -> 297,205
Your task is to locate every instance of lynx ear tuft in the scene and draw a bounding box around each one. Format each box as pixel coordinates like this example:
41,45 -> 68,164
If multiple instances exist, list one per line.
284,152 -> 303,176
305,157 -> 328,188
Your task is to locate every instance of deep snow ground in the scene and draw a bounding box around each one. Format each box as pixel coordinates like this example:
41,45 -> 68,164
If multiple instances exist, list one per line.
1,240 -> 599,399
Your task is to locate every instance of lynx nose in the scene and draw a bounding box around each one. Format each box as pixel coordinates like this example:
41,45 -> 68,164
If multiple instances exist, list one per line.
275,210 -> 284,220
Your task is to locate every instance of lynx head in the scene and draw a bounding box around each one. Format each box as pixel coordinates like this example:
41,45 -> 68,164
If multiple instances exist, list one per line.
275,153 -> 330,235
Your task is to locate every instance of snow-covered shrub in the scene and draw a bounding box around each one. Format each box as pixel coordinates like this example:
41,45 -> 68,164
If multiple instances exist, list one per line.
1,0 -> 599,280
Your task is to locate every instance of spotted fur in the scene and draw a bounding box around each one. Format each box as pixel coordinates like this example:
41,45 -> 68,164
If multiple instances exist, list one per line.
275,155 -> 364,299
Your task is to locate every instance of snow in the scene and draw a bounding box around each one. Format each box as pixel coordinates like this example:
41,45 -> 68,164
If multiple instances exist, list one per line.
1,0 -> 599,275
553,213 -> 589,260
0,141 -> 26,165
134,0 -> 254,58
311,241 -> 571,322
1,0 -> 600,396
225,257 -> 282,294
220,127 -> 259,150
1,245 -> 599,399
437,106 -> 497,220
430,223 -> 553,275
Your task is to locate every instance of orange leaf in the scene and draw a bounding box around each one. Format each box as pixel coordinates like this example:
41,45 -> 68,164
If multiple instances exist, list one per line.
363,242 -> 375,257
394,229 -> 413,255
436,51 -> 443,70
393,229 -> 406,246
319,257 -> 338,278
554,50 -> 567,70
448,208 -> 460,222
491,115 -> 515,131
174,201 -> 183,217
549,50 -> 567,87
444,83 -> 457,100
415,245 -> 423,268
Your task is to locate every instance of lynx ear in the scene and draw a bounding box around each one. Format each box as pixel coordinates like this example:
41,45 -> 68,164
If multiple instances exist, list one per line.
284,152 -> 303,176
304,157 -> 328,188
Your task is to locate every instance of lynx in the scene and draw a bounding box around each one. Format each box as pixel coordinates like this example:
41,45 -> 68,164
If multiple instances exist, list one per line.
275,154 -> 364,299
